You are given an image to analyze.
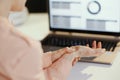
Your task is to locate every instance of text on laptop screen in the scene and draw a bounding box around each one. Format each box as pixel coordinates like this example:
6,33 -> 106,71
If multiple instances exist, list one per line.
49,0 -> 120,33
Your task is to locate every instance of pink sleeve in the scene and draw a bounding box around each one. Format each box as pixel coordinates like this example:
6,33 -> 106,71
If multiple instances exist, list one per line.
6,48 -> 46,80
0,17 -> 45,80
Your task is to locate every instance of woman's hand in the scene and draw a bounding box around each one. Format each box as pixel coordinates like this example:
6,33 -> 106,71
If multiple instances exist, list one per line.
43,41 -> 106,80
71,41 -> 105,58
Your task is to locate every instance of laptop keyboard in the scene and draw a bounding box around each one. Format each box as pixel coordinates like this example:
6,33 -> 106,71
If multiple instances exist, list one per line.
42,34 -> 119,52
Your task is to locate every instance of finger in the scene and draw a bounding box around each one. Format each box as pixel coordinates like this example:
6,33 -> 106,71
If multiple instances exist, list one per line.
42,51 -> 54,68
97,48 -> 106,53
91,48 -> 106,57
70,46 -> 81,51
72,58 -> 77,66
54,47 -> 75,54
78,46 -> 98,57
97,42 -> 102,48
76,57 -> 80,61
86,44 -> 89,47
72,57 -> 80,66
92,40 -> 97,49
51,47 -> 76,63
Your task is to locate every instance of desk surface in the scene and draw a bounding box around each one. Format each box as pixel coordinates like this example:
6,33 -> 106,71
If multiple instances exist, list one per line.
17,13 -> 49,40
17,13 -> 120,80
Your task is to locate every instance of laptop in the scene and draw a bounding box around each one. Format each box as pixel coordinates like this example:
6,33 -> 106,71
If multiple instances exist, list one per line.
41,0 -> 120,64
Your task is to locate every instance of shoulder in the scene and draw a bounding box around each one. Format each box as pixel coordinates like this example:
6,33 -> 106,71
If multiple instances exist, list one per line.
0,16 -> 44,79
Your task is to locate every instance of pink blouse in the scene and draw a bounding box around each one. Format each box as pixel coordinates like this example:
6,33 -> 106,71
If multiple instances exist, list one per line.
0,17 -> 46,80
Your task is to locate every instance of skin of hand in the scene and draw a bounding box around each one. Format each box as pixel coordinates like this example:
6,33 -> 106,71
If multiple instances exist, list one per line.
43,42 -> 106,80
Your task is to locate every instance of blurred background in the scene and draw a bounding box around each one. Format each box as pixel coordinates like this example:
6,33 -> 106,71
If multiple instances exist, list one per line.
26,0 -> 47,13
9,0 -> 48,26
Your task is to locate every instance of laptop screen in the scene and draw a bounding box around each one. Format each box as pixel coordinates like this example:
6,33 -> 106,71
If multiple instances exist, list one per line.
48,0 -> 120,35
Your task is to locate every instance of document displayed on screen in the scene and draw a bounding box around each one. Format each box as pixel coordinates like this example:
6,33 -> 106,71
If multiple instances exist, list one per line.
49,0 -> 120,33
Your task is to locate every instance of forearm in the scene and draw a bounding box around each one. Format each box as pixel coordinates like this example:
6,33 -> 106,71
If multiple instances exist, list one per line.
42,52 -> 53,69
